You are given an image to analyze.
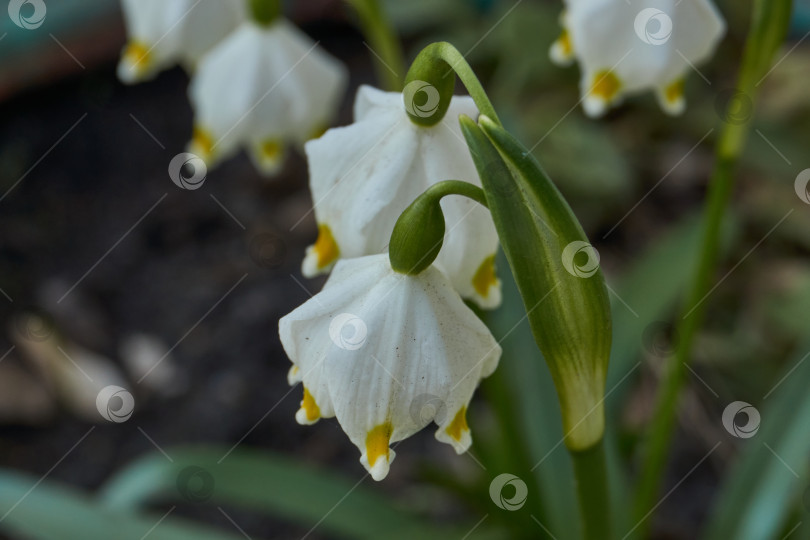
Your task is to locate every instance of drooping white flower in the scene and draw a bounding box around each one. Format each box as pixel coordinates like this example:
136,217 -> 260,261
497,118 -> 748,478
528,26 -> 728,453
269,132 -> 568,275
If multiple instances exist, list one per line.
302,85 -> 501,309
280,254 -> 501,481
550,0 -> 725,117
117,0 -> 246,84
188,20 -> 347,175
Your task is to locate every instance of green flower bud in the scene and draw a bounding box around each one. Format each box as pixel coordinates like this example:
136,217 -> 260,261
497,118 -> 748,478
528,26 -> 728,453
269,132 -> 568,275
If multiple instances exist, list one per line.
402,47 -> 456,127
460,115 -> 612,451
249,0 -> 282,26
389,180 -> 488,275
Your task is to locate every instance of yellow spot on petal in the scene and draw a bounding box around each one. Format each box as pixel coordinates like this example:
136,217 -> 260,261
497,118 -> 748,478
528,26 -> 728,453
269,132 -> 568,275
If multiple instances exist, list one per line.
365,422 -> 393,467
259,138 -> 284,163
445,407 -> 469,442
123,41 -> 151,71
590,70 -> 622,102
191,126 -> 214,159
664,79 -> 684,105
301,387 -> 320,422
472,255 -> 497,298
291,366 -> 299,376
313,224 -> 340,270
557,29 -> 572,56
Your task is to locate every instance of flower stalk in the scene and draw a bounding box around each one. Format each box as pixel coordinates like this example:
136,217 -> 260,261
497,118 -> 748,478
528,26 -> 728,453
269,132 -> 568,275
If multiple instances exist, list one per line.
389,180 -> 487,275
632,0 -> 793,533
346,0 -> 405,91
572,440 -> 611,540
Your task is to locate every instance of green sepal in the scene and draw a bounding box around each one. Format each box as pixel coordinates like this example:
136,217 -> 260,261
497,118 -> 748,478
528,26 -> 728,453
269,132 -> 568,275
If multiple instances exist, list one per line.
460,115 -> 612,451
249,0 -> 282,26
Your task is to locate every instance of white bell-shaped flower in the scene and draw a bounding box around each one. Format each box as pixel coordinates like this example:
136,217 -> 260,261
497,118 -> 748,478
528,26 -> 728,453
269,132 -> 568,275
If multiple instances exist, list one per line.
280,254 -> 501,481
187,19 -> 347,175
117,0 -> 246,84
302,85 -> 501,309
550,0 -> 725,117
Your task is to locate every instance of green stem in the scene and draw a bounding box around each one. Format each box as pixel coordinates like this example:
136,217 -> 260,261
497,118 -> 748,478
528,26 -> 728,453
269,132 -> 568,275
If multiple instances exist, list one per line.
421,179 -> 489,207
346,0 -> 405,91
572,440 -> 611,540
405,42 -> 501,127
631,0 -> 793,535
248,0 -> 282,26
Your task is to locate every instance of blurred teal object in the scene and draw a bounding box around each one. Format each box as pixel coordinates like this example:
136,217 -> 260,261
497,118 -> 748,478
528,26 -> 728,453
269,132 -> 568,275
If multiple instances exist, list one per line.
792,0 -> 810,33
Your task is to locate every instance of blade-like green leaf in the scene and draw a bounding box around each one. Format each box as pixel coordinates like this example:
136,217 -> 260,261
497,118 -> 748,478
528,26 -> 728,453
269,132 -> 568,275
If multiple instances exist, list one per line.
0,470 -> 245,540
702,343 -> 810,540
461,115 -> 612,452
99,447 -> 500,540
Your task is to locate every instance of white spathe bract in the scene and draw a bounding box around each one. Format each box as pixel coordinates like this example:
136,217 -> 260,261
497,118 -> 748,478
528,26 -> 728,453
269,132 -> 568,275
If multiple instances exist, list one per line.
118,0 -> 246,84
188,20 -> 347,175
302,85 -> 501,309
280,254 -> 501,481
550,0 -> 725,117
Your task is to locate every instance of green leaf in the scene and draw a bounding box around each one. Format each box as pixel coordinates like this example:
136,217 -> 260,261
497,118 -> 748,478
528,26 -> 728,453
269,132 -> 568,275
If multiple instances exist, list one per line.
702,343 -> 810,540
99,447 -> 497,540
460,115 -> 612,452
0,470 -> 245,540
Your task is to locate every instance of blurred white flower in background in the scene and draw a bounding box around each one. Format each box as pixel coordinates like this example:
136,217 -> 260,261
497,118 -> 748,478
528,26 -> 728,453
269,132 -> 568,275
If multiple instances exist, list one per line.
188,19 -> 347,175
302,85 -> 501,309
280,254 -> 501,481
550,0 -> 725,117
118,0 -> 246,83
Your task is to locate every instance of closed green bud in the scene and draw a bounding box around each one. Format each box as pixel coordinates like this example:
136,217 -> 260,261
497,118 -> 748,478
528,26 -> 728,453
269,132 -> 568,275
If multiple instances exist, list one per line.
402,44 -> 458,127
460,115 -> 612,451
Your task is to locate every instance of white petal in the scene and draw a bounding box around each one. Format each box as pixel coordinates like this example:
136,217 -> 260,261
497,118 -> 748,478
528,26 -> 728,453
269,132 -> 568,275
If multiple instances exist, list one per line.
279,255 -> 501,480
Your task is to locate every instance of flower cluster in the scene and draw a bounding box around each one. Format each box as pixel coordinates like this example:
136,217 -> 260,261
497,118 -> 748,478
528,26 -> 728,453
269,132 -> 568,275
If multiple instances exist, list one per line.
550,0 -> 725,117
118,0 -> 347,175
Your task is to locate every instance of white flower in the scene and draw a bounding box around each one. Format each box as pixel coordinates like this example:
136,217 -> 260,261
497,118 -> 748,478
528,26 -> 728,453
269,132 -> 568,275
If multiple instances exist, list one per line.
188,20 -> 347,175
302,85 -> 501,309
550,0 -> 725,117
280,254 -> 501,481
118,0 -> 246,84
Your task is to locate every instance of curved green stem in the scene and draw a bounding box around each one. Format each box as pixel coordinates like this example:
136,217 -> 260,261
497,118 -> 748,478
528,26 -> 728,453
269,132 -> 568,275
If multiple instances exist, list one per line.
346,0 -> 405,91
573,441 -> 611,540
389,180 -> 487,275
405,42 -> 501,127
631,0 -> 793,536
